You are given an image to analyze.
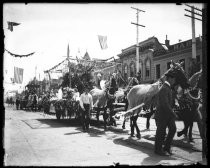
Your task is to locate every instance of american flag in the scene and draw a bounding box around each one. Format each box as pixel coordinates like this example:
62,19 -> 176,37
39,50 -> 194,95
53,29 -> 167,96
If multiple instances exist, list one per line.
98,35 -> 108,50
14,67 -> 24,84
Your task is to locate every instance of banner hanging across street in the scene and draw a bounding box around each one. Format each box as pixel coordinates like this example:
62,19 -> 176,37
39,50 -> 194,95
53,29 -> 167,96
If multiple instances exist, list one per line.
98,35 -> 108,50
7,21 -> 20,32
14,67 -> 24,84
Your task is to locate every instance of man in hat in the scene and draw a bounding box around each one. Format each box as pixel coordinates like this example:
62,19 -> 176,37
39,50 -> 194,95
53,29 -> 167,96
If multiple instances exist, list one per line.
154,70 -> 178,156
108,73 -> 118,126
136,71 -> 141,84
80,86 -> 93,132
109,73 -> 118,94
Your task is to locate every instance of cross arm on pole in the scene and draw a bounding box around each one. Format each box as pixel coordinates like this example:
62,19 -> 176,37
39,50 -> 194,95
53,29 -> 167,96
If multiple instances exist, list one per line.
131,7 -> 145,12
185,4 -> 202,12
185,9 -> 202,17
131,22 -> 145,27
184,14 -> 202,21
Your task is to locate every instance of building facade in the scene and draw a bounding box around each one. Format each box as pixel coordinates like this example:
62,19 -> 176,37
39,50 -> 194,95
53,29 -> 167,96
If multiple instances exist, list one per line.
117,36 -> 202,84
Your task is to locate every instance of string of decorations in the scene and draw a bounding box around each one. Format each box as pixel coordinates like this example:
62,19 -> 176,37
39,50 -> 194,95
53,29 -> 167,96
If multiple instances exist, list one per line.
44,58 -> 67,73
5,49 -> 35,58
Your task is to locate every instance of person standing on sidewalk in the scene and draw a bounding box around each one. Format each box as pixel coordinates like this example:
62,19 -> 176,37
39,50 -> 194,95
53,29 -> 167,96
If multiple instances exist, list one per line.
80,86 -> 93,132
154,71 -> 178,156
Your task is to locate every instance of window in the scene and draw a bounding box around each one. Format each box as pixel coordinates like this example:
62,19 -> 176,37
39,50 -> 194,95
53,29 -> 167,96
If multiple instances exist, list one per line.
167,62 -> 171,70
124,64 -> 128,79
139,61 -> 143,78
156,64 -> 160,79
145,59 -> 151,77
179,59 -> 185,70
130,62 -> 135,77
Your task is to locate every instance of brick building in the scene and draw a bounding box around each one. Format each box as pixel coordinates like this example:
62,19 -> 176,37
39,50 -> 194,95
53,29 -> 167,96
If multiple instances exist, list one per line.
117,36 -> 202,83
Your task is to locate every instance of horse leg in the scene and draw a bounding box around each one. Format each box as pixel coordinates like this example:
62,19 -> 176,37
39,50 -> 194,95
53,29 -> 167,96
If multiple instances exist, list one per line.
146,111 -> 153,130
103,108 -> 108,130
133,115 -> 141,139
130,116 -> 134,136
96,108 -> 100,125
146,106 -> 155,129
188,122 -> 193,142
122,118 -> 126,129
110,107 -> 117,127
177,120 -> 189,138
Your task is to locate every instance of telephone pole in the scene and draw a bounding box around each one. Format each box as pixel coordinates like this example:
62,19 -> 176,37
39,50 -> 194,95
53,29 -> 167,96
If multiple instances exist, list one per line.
67,44 -> 71,88
184,4 -> 202,59
131,7 -> 145,74
185,3 -> 206,161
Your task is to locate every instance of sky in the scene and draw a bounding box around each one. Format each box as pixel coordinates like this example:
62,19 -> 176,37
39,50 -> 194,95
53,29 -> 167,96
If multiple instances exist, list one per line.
3,3 -> 203,93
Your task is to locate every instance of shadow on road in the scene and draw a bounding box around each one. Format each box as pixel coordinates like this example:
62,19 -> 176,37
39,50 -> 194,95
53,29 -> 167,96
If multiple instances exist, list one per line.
142,134 -> 202,152
112,137 -> 178,165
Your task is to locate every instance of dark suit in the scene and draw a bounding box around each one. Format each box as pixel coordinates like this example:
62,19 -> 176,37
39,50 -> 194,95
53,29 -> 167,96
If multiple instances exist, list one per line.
154,82 -> 177,152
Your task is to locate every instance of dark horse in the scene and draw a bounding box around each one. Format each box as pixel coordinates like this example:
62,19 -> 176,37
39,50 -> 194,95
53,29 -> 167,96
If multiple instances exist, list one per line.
175,69 -> 203,142
122,61 -> 189,139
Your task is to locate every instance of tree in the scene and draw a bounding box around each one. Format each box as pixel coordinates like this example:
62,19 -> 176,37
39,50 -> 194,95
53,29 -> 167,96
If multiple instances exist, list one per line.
61,62 -> 96,94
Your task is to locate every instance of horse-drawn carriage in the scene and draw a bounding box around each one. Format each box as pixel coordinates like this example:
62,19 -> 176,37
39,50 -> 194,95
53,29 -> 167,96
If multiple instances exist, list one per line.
42,88 -> 81,120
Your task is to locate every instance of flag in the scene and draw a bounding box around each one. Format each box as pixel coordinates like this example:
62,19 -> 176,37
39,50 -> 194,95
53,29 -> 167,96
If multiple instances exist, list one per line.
98,35 -> 108,49
14,67 -> 24,84
67,44 -> 70,58
7,21 -> 20,32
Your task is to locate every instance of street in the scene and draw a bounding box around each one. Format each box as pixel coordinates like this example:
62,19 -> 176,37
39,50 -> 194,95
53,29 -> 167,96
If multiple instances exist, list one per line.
4,105 -> 204,166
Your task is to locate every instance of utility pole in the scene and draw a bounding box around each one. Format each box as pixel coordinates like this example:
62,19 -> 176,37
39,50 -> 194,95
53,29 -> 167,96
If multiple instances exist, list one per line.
131,7 -> 145,74
67,44 -> 71,88
202,4 -> 207,161
184,4 -> 202,59
185,3 -> 206,161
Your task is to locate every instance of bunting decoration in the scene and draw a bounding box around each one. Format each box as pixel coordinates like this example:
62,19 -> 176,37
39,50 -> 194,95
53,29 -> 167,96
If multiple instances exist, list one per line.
5,49 -> 35,58
7,21 -> 20,32
44,59 -> 67,73
98,35 -> 108,49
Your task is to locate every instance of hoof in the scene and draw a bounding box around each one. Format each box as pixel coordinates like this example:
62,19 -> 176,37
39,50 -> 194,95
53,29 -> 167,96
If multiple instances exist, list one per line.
136,134 -> 141,139
122,126 -> 125,129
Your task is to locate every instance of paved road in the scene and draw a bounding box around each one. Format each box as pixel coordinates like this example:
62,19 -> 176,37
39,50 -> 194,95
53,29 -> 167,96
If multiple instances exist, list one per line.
4,105 -> 205,166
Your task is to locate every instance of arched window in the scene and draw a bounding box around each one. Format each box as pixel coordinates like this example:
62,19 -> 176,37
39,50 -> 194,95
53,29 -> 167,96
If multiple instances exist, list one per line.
130,62 -> 135,77
145,58 -> 151,78
124,64 -> 128,79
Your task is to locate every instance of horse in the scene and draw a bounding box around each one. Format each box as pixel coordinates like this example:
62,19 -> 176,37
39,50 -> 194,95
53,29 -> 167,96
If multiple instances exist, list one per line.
54,99 -> 66,119
175,69 -> 203,142
121,61 -> 189,139
8,97 -> 15,107
31,94 -> 38,112
42,94 -> 51,117
89,86 -> 111,130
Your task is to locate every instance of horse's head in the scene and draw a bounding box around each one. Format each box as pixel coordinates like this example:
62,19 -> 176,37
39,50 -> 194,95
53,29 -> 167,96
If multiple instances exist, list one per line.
189,69 -> 202,90
186,69 -> 203,101
168,60 -> 190,89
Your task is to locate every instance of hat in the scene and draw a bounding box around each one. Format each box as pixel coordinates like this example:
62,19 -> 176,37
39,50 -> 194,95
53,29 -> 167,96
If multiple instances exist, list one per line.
112,73 -> 116,77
